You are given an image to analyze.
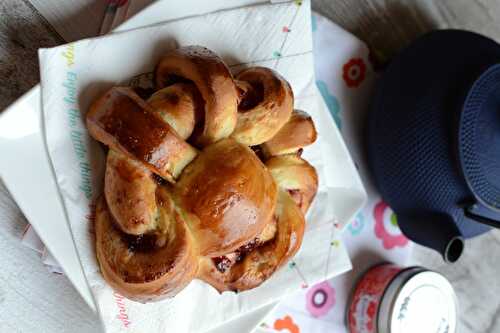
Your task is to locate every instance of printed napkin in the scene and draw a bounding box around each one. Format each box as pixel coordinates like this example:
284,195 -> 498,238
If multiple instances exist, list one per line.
259,13 -> 414,333
38,1 -> 363,332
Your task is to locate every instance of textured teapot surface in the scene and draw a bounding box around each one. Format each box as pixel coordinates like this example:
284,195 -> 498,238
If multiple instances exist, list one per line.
367,30 -> 500,260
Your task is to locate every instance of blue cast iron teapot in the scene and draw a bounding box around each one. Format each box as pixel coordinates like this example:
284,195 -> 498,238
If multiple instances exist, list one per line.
368,30 -> 500,262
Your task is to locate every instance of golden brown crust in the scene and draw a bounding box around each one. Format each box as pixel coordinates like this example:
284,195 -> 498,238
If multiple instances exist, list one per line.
87,87 -> 198,182
147,83 -> 202,140
95,194 -> 198,302
235,80 -> 253,103
231,67 -> 294,146
261,110 -> 317,158
197,190 -> 304,292
89,46 -> 318,301
266,155 -> 318,214
155,46 -> 238,146
104,150 -> 158,235
176,138 -> 278,257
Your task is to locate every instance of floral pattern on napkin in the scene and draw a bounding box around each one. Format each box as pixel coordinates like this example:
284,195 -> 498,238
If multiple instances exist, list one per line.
259,12 -> 412,333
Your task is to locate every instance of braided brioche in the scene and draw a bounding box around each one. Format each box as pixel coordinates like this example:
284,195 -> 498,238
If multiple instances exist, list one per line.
87,46 -> 318,302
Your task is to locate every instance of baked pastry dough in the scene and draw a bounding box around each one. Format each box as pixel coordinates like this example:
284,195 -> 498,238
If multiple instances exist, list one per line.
261,110 -> 317,158
232,67 -> 294,146
155,46 -> 239,147
87,45 -> 318,302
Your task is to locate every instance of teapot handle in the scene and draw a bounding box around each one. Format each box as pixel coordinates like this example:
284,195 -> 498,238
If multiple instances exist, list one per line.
464,203 -> 500,228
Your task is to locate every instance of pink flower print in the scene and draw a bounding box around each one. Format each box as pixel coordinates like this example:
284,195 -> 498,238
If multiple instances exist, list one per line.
373,201 -> 408,249
305,281 -> 336,317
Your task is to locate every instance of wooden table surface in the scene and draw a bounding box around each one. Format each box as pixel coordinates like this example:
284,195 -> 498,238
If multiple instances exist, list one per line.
1,1 -> 500,332
314,0 -> 500,64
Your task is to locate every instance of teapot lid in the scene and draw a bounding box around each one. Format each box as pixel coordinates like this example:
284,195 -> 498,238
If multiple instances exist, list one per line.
459,63 -> 500,213
368,29 -> 500,239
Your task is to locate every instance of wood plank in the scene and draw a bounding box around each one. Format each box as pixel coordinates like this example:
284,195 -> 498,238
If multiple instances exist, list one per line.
313,0 -> 500,62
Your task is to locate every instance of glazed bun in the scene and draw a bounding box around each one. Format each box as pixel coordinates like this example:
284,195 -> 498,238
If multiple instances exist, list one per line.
87,46 -> 318,301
